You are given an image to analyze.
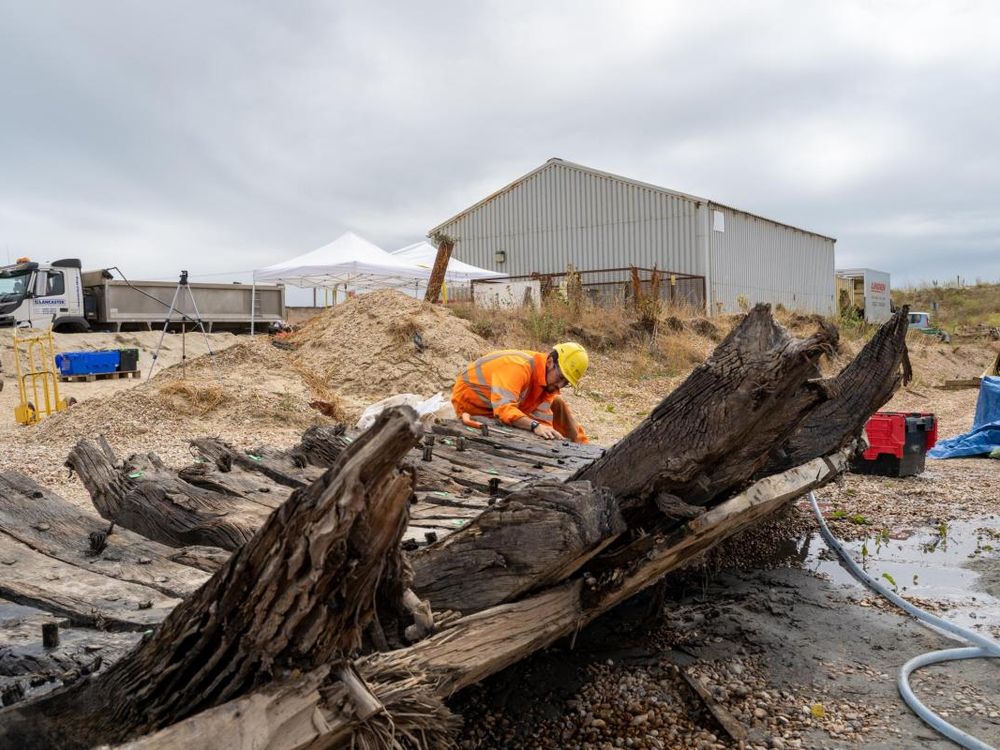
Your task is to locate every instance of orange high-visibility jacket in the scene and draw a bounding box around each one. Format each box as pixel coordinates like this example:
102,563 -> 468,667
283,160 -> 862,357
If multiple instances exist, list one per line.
451,350 -> 587,442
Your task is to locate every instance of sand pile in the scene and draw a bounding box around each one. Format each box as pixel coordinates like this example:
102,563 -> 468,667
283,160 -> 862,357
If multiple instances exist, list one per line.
3,338 -> 332,508
29,339 -> 322,446
291,290 -> 489,414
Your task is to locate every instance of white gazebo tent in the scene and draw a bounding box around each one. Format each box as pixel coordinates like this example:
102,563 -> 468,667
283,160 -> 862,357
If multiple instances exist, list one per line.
250,231 -> 433,333
391,241 -> 505,302
391,241 -> 504,282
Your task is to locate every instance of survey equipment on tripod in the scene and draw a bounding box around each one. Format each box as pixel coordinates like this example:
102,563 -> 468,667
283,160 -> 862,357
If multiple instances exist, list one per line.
148,270 -> 215,379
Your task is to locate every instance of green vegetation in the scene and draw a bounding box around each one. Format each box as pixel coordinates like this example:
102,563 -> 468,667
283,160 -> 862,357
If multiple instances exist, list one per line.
894,281 -> 1000,329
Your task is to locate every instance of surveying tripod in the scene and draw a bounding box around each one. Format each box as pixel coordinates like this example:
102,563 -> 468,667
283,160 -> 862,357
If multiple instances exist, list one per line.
148,270 -> 215,379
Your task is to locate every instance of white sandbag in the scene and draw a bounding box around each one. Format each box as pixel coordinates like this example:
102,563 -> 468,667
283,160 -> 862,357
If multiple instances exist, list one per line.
356,392 -> 452,431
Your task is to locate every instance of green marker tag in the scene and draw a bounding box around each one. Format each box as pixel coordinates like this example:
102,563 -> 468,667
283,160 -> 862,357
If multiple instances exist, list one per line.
465,427 -> 479,434
247,454 -> 262,462
434,491 -> 451,498
442,438 -> 454,446
127,471 -> 144,479
486,468 -> 499,475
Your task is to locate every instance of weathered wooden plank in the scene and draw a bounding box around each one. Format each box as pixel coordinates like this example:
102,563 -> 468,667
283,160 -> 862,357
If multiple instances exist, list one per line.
190,439 -> 325,489
67,442 -> 274,551
411,480 -> 624,614
0,408 -> 423,749
575,304 -> 837,508
0,533 -> 181,630
431,421 -> 603,465
109,450 -> 849,750
108,669 -> 332,750
402,526 -> 458,544
408,504 -> 483,522
176,461 -> 291,511
767,307 -> 912,471
0,473 -> 210,599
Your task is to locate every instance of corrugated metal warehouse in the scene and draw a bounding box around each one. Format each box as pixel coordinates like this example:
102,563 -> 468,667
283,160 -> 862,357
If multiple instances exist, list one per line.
428,159 -> 836,315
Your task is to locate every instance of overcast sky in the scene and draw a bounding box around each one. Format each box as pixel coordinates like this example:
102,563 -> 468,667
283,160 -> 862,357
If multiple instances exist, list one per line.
1,1 -> 998,292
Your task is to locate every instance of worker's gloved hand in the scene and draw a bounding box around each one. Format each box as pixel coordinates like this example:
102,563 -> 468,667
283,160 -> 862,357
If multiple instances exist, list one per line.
533,424 -> 562,440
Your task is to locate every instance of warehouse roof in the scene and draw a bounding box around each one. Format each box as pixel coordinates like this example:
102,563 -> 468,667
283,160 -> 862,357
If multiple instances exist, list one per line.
429,158 -> 836,243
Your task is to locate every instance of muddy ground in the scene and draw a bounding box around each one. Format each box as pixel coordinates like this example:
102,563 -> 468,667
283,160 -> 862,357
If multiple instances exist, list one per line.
454,562 -> 1000,749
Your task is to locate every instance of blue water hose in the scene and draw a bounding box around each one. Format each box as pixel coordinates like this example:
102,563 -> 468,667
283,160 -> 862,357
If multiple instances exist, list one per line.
808,491 -> 1000,750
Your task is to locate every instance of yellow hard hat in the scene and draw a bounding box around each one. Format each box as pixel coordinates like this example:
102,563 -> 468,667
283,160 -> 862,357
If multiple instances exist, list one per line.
554,342 -> 589,388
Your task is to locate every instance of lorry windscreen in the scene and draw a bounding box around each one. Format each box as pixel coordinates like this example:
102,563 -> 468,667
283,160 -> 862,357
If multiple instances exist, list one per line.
0,270 -> 32,299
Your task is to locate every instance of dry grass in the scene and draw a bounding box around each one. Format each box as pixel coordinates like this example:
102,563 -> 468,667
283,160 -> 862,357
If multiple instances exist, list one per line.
388,315 -> 424,343
157,380 -> 230,416
292,362 -> 348,422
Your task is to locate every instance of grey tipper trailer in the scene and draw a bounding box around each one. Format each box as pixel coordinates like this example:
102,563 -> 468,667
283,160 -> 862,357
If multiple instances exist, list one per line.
80,271 -> 285,332
2,258 -> 286,332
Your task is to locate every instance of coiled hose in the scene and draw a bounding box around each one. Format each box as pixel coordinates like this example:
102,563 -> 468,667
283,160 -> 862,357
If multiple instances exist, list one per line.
808,491 -> 1000,750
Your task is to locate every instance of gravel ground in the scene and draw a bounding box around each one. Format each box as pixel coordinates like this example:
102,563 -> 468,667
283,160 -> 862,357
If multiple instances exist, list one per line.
454,563 -> 1000,749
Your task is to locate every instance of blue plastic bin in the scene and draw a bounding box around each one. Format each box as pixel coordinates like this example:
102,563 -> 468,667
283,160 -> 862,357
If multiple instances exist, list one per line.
55,350 -> 121,376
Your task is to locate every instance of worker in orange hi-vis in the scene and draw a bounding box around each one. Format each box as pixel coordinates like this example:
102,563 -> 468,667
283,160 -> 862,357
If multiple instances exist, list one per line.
451,342 -> 590,443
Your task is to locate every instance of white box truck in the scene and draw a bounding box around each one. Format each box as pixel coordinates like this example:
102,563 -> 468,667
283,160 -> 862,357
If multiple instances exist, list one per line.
835,268 -> 892,323
0,258 -> 284,332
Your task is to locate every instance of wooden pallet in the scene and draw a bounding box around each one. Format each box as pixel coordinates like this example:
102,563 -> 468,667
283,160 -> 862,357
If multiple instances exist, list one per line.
59,369 -> 141,383
934,377 -> 982,390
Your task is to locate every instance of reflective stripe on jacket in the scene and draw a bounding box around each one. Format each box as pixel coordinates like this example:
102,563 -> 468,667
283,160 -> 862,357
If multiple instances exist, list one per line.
451,349 -> 588,443
451,350 -> 550,425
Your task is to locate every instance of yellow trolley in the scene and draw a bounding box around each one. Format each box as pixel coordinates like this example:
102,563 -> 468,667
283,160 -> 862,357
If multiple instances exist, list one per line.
11,327 -> 71,425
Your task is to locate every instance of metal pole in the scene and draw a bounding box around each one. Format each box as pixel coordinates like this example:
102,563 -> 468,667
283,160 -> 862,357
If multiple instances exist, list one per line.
250,281 -> 256,335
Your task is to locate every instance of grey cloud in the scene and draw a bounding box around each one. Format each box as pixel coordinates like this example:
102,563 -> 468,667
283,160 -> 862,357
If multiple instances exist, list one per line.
0,1 -> 997,287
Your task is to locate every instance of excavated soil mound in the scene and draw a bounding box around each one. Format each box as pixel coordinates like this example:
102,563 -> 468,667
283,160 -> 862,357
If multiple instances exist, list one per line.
291,290 -> 489,413
6,339 -> 327,508
31,339 -> 320,446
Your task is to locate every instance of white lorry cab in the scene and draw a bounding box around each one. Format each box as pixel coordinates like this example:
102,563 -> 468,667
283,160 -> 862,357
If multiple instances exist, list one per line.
0,258 -> 88,331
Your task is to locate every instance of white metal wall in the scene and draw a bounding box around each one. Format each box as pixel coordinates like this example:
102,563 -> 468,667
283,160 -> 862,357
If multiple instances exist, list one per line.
707,205 -> 836,315
433,162 -> 704,281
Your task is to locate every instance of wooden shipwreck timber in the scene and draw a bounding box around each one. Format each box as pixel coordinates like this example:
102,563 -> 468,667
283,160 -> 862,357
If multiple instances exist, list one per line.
0,305 -> 912,749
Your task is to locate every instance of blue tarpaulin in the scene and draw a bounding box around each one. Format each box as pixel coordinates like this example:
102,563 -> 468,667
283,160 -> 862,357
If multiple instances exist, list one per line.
929,376 -> 1000,459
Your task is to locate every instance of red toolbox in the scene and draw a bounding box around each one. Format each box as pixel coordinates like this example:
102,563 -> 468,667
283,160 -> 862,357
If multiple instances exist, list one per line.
852,412 -> 938,477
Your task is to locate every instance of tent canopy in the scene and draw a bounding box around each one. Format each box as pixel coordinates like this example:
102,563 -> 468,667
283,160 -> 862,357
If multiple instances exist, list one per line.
391,241 -> 505,282
253,232 -> 432,289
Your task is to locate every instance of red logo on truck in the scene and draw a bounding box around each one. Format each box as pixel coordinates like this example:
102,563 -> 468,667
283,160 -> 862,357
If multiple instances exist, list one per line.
870,282 -> 887,292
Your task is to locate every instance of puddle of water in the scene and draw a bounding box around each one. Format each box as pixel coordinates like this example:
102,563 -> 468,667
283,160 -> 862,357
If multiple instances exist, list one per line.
781,517 -> 1000,634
